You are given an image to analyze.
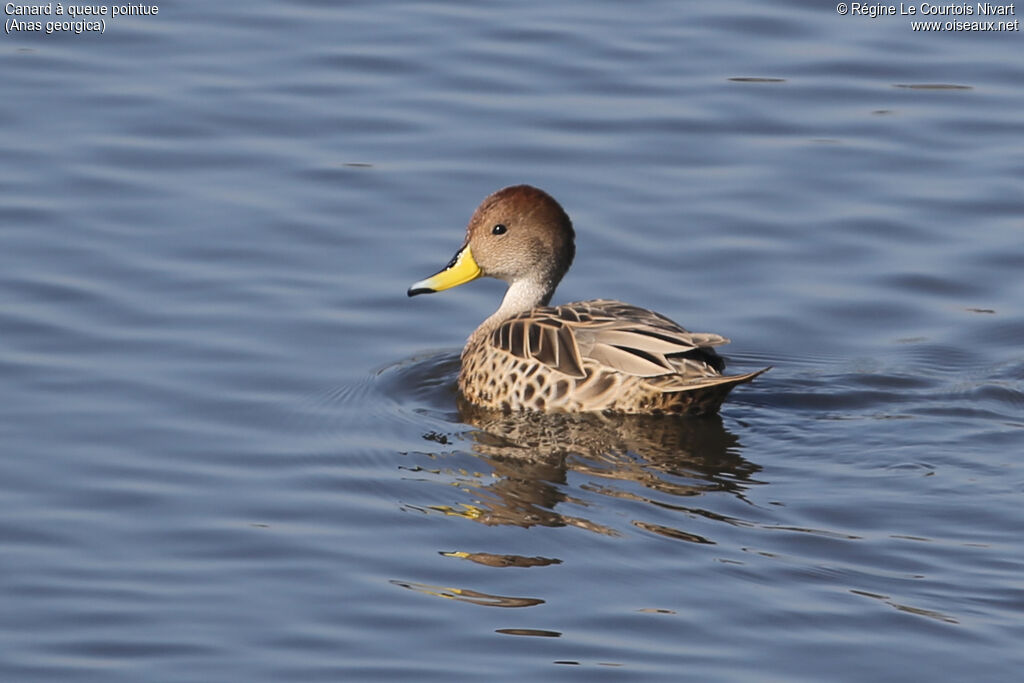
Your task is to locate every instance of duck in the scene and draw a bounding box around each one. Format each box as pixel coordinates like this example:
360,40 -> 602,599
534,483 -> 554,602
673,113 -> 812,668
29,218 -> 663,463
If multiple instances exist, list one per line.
408,185 -> 768,415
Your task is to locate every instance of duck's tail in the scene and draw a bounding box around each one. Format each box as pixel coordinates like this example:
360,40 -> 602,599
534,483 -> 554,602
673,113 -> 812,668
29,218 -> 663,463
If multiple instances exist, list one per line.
655,366 -> 771,416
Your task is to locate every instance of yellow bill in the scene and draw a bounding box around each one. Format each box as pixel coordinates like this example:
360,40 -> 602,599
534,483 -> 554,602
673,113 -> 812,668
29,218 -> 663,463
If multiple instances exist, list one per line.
407,245 -> 482,296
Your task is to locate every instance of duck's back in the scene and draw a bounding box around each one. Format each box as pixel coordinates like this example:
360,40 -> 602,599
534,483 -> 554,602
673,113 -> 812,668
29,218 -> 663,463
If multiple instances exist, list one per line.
459,299 -> 767,415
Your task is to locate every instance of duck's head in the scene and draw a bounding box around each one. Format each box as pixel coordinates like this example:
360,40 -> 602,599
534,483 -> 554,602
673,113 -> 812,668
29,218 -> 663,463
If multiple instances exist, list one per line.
408,185 -> 575,301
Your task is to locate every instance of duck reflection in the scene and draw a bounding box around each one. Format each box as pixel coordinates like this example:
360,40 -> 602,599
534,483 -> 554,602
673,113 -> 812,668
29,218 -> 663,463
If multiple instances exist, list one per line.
417,397 -> 761,538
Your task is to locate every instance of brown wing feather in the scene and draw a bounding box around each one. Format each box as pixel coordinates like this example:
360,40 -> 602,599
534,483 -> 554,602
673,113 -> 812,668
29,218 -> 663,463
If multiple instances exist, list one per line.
571,300 -> 728,378
587,343 -> 674,376
491,309 -> 586,378
489,299 -> 728,381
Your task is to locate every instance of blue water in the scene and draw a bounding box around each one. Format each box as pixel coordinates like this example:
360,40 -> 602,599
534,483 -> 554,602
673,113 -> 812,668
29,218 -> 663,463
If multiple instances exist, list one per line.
2,1 -> 1022,680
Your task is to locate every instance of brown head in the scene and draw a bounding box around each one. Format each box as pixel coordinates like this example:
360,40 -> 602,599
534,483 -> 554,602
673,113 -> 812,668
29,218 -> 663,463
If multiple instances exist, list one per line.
408,185 -> 575,303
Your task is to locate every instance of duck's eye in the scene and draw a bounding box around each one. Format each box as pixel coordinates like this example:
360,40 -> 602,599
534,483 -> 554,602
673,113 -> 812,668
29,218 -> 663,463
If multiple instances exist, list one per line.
491,224 -> 508,235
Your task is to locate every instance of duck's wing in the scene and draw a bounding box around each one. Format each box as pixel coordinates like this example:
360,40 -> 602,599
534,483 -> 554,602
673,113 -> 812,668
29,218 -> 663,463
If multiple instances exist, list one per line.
489,299 -> 729,380
489,305 -> 588,378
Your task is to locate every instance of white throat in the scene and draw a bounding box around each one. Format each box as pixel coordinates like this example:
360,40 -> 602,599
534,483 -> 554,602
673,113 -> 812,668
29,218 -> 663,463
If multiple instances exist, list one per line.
473,277 -> 553,340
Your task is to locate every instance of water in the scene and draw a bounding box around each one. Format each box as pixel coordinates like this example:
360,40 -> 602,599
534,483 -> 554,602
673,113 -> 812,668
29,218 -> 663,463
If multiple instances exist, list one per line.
2,1 -> 1022,680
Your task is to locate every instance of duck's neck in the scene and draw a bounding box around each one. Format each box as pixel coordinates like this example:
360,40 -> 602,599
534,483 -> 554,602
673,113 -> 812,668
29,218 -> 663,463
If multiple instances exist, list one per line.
469,278 -> 554,345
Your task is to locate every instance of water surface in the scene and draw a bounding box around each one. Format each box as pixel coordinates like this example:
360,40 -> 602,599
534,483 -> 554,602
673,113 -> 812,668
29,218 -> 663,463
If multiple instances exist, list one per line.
2,1 -> 1022,681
